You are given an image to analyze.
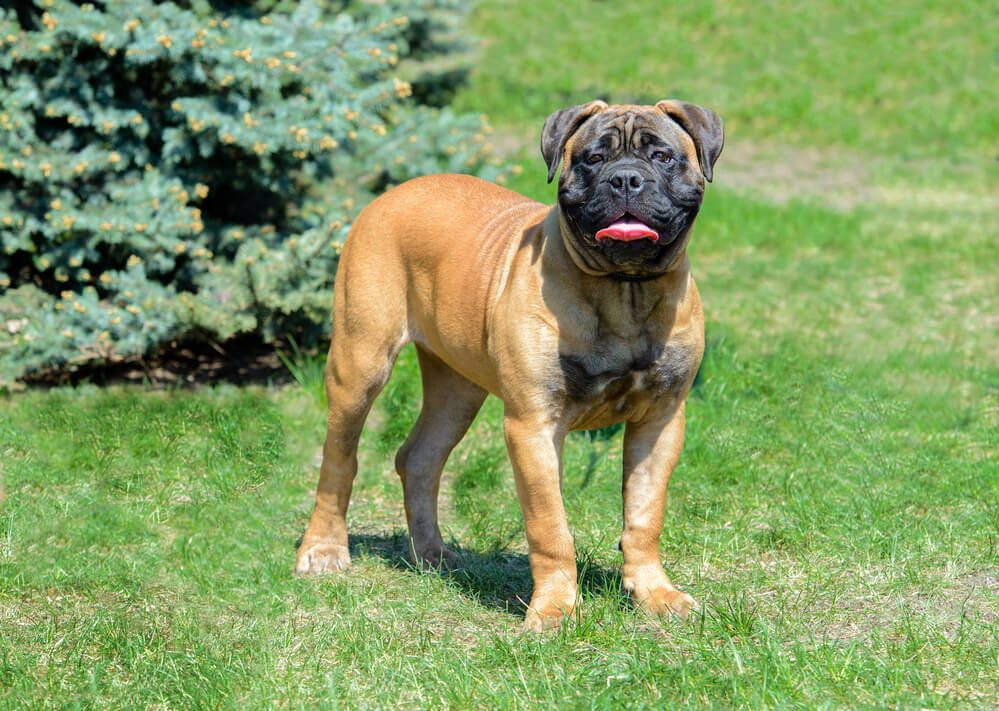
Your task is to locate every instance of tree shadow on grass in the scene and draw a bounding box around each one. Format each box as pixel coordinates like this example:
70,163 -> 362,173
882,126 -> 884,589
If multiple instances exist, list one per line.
345,531 -> 628,622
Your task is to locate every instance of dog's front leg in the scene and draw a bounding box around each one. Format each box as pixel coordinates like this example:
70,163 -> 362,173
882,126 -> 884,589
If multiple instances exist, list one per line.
503,414 -> 577,632
621,402 -> 698,619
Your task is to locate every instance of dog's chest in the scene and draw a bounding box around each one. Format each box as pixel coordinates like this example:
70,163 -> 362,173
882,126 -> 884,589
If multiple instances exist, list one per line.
556,334 -> 695,427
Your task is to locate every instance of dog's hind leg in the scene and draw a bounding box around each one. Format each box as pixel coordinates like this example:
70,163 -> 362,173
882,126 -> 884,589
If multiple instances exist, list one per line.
395,346 -> 487,570
295,245 -> 409,575
294,339 -> 404,575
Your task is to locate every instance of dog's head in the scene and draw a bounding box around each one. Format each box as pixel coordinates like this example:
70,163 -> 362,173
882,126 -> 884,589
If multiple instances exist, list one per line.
541,100 -> 723,279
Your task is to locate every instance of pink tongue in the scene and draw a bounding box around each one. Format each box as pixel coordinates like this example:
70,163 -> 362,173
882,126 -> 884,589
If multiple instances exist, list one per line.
595,220 -> 659,242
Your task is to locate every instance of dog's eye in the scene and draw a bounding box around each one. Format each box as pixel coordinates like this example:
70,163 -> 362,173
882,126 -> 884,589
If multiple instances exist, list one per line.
586,154 -> 604,165
651,150 -> 672,163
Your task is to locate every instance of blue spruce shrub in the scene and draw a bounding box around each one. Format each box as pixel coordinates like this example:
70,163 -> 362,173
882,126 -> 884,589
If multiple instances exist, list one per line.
0,0 -> 508,382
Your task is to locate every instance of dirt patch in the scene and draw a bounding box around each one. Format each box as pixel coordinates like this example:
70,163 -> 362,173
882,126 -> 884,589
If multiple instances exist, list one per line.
714,139 -> 871,210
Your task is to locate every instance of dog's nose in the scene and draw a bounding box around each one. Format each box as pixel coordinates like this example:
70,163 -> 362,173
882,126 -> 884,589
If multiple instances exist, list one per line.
609,169 -> 646,195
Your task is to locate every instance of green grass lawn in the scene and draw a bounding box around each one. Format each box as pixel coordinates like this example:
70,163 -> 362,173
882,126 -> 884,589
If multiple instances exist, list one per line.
2,0 -> 998,708
455,0 -> 997,185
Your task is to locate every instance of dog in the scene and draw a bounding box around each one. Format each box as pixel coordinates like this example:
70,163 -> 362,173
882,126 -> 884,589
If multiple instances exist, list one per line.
294,100 -> 723,632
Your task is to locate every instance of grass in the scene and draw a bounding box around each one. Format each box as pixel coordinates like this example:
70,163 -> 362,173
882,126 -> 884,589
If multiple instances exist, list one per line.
2,0 -> 999,708
0,355 -> 994,707
455,0 -> 998,184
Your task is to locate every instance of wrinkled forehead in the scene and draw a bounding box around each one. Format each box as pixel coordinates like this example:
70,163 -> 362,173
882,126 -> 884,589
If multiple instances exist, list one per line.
571,106 -> 697,160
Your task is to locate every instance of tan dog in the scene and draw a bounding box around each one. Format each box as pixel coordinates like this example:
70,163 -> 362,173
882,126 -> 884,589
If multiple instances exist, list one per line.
295,100 -> 724,632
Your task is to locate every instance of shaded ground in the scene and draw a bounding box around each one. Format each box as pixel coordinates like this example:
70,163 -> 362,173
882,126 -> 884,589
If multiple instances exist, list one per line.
16,334 -> 296,390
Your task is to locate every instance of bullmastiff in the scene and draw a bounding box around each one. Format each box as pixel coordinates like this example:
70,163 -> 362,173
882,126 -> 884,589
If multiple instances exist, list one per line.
295,100 -> 724,632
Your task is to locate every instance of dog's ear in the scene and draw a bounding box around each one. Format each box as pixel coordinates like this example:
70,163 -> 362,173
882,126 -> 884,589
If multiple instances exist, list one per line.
540,100 -> 608,184
655,100 -> 724,182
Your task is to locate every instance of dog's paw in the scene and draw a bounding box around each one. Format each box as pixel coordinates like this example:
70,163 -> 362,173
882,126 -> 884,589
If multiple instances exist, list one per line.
412,545 -> 464,573
522,596 -> 577,633
294,542 -> 351,575
636,587 -> 699,620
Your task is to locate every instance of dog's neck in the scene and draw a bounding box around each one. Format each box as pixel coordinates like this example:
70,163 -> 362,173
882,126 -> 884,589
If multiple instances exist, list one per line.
540,208 -> 691,325
546,208 -> 690,283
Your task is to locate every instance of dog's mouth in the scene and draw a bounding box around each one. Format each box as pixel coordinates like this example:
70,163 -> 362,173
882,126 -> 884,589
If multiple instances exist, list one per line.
594,214 -> 659,243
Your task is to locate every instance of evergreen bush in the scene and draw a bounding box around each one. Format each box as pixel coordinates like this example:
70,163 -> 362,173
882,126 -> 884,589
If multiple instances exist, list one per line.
0,0 -> 508,383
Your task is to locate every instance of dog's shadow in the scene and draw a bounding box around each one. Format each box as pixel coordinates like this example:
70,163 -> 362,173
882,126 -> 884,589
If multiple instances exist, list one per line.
345,532 -> 627,620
